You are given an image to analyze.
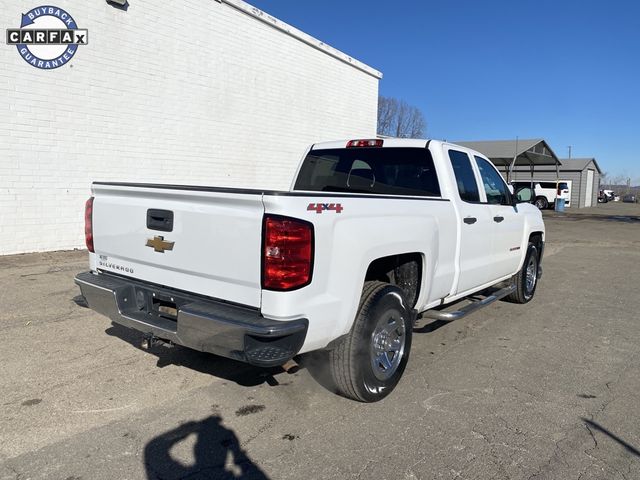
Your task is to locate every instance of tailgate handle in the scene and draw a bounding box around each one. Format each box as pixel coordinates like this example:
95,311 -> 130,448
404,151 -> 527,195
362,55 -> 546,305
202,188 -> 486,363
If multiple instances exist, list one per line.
147,209 -> 174,232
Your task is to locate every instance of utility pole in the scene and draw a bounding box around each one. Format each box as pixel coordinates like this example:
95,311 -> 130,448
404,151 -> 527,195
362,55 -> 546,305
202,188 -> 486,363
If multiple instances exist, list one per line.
567,145 -> 572,161
508,136 -> 519,183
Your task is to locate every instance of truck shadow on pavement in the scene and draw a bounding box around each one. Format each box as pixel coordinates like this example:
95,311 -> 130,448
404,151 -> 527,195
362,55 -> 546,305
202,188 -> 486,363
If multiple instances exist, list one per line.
105,322 -> 346,396
144,415 -> 269,480
105,323 -> 293,388
104,319 -> 453,397
413,318 -> 450,334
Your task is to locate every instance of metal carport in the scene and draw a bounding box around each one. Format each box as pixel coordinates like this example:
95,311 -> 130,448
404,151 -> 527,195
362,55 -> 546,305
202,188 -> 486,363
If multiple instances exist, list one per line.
454,139 -> 562,183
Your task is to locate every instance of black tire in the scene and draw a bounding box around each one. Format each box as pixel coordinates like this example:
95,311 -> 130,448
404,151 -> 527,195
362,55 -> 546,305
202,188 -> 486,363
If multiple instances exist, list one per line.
329,281 -> 413,402
534,197 -> 548,210
504,243 -> 539,304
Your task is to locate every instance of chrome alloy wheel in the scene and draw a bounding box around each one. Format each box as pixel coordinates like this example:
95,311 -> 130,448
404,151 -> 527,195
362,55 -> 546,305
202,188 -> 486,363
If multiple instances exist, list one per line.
525,255 -> 538,298
370,312 -> 406,381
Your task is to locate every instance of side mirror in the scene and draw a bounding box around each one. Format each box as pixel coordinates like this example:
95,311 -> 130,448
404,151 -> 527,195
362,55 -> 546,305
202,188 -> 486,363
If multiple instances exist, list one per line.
512,186 -> 534,205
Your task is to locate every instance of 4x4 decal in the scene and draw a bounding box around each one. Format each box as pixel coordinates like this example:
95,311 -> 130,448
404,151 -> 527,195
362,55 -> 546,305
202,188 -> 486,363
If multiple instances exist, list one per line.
307,203 -> 343,214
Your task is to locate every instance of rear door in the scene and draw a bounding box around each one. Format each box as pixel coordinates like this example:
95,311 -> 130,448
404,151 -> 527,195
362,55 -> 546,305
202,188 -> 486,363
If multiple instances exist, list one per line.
446,148 -> 495,294
474,156 -> 525,279
91,183 -> 264,308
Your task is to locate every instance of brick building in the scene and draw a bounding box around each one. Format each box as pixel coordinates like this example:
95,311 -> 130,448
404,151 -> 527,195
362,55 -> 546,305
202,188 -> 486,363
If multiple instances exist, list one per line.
0,0 -> 381,254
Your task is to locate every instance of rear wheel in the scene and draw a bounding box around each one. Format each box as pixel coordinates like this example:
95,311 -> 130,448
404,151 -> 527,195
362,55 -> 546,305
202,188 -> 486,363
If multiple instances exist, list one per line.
534,197 -> 548,210
505,243 -> 539,304
329,281 -> 413,402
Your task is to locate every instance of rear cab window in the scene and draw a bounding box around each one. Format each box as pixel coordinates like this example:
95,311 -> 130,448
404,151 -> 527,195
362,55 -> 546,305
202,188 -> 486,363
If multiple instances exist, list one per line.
294,147 -> 441,197
448,150 -> 480,202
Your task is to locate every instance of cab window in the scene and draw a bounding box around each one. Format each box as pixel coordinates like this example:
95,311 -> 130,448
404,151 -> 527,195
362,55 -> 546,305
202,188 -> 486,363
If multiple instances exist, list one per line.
448,150 -> 480,202
294,147 -> 441,197
475,156 -> 511,205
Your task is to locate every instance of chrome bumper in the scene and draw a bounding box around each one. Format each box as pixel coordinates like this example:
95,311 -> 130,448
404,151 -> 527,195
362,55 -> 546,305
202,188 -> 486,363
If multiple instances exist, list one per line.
74,271 -> 308,367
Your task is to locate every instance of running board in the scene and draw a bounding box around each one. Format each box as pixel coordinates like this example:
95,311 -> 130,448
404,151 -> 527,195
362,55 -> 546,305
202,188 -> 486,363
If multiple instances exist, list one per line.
422,285 -> 516,322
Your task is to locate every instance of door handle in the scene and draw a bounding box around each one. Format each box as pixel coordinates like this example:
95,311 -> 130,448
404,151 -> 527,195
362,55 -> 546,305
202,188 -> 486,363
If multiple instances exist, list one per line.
463,217 -> 477,225
147,209 -> 174,232
493,216 -> 504,223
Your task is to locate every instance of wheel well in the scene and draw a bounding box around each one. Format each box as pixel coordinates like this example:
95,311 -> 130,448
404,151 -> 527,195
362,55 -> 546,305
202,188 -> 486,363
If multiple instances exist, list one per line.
529,232 -> 543,251
365,253 -> 422,308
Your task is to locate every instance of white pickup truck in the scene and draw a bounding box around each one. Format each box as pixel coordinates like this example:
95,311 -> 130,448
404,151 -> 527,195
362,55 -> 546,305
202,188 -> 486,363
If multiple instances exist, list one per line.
75,138 -> 545,402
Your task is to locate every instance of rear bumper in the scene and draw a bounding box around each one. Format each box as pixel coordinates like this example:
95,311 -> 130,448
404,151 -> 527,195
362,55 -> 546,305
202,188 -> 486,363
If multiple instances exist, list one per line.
74,271 -> 308,367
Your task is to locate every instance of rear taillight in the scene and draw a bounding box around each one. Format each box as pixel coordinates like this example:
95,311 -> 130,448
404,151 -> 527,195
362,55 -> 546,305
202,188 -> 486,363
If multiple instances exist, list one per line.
85,197 -> 94,253
346,139 -> 383,148
262,215 -> 313,291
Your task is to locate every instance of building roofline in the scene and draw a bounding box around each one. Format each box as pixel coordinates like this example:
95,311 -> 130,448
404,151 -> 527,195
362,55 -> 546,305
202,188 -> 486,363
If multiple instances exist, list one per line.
220,0 -> 383,79
559,157 -> 603,174
454,139 -> 560,166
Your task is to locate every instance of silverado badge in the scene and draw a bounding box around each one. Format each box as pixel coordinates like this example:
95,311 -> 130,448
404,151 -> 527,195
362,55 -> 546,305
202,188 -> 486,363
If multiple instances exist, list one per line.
146,236 -> 175,253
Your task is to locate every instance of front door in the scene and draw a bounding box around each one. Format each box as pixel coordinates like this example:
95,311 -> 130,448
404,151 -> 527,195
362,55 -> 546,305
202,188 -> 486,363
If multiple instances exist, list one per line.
474,156 -> 525,279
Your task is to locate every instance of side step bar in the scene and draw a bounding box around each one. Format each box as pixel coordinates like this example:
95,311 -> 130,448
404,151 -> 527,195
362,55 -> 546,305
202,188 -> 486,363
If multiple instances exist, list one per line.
422,284 -> 516,322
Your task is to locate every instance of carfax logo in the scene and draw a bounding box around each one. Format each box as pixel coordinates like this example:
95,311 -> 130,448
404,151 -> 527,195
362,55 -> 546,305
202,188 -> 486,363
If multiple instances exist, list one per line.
6,5 -> 88,69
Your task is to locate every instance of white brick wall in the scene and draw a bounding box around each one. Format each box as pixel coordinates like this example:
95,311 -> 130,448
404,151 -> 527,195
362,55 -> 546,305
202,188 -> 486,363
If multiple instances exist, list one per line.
0,0 -> 380,255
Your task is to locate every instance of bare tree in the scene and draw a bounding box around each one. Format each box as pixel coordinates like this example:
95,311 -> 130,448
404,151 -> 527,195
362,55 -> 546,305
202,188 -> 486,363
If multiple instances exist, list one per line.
377,96 -> 397,137
377,95 -> 426,138
611,174 -> 626,187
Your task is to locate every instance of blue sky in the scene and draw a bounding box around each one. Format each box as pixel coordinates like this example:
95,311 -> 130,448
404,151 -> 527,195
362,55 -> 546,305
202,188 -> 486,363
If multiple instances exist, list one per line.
248,0 -> 640,182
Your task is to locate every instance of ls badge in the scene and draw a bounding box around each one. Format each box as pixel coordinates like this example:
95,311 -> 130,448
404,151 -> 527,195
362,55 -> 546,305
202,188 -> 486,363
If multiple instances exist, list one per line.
146,236 -> 175,253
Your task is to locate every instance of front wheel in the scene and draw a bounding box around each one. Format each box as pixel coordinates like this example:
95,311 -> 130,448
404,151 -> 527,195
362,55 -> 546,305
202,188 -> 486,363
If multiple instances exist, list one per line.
329,281 -> 413,402
504,243 -> 539,304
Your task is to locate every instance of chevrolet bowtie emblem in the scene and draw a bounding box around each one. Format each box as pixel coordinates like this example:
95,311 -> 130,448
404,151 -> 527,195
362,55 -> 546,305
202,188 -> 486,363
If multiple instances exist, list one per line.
146,236 -> 175,253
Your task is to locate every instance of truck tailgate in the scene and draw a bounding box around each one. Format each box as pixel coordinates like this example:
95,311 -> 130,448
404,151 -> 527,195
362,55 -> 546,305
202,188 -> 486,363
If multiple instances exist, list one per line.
91,184 -> 264,308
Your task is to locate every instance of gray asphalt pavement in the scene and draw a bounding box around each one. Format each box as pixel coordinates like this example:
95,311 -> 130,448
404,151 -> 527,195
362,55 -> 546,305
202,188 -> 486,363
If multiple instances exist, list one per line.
1,202 -> 639,479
